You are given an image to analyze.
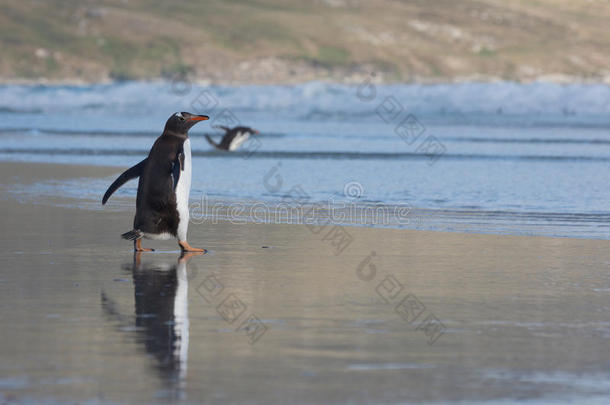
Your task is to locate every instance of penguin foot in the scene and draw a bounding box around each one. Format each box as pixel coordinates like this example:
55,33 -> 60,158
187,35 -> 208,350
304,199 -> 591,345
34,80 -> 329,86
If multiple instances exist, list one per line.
134,239 -> 155,252
179,241 -> 206,253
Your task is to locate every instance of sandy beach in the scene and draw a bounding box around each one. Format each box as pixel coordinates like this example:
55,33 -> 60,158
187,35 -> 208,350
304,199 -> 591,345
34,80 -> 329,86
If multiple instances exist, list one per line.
1,162 -> 609,404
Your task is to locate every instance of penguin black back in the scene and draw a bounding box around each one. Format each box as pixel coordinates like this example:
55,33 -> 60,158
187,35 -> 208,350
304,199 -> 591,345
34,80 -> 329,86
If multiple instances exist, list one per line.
205,125 -> 259,151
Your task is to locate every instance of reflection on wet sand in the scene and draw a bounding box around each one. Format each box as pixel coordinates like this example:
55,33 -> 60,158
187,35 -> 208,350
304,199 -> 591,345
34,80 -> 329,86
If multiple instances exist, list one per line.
101,252 -> 202,400
3,195 -> 610,404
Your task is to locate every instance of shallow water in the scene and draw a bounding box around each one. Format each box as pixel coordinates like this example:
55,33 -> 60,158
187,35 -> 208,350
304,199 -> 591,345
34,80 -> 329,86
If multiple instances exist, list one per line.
1,199 -> 610,404
1,82 -> 610,239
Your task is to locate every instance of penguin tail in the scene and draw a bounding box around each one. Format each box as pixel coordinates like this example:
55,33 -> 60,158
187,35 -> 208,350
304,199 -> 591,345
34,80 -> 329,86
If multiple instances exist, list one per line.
205,134 -> 221,150
121,230 -> 143,241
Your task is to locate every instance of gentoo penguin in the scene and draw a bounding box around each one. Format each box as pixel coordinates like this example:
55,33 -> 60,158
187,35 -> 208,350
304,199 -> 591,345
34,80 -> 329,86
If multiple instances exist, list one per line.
204,125 -> 259,151
102,112 -> 209,252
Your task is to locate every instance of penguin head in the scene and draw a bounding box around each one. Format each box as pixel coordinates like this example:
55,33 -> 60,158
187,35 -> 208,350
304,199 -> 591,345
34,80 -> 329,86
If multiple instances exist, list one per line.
164,112 -> 209,135
246,127 -> 260,135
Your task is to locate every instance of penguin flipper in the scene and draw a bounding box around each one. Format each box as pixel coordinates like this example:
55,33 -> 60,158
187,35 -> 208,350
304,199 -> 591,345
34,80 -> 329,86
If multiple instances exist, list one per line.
102,158 -> 147,205
205,134 -> 222,150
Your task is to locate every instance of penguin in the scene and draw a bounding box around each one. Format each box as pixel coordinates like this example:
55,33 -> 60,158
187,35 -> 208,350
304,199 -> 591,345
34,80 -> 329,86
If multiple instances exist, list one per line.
102,112 -> 209,252
204,125 -> 259,151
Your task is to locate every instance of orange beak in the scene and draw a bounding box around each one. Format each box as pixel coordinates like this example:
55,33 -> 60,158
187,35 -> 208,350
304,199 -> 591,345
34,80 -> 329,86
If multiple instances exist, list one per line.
189,115 -> 209,122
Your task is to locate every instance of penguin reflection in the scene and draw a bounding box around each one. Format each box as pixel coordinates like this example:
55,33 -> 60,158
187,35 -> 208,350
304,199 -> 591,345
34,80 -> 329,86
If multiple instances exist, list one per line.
102,252 -> 201,397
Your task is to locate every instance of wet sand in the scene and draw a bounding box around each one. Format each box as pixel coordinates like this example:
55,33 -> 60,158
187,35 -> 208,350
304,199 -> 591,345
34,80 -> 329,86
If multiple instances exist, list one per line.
1,162 -> 610,404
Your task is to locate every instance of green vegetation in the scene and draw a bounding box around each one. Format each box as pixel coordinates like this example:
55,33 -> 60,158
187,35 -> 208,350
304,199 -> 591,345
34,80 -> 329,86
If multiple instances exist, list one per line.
477,47 -> 496,58
0,0 -> 608,82
317,46 -> 350,66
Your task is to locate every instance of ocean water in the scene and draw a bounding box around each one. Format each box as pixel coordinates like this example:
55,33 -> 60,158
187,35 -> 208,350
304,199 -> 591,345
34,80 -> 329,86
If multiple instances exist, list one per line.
1,81 -> 609,238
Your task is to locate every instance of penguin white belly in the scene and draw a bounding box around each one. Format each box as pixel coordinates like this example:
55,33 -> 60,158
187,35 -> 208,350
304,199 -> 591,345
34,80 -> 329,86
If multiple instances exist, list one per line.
228,132 -> 249,151
175,139 -> 192,241
143,232 -> 173,240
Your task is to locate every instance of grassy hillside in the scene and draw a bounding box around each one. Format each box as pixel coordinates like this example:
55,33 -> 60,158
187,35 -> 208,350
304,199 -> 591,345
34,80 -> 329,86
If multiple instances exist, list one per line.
1,0 -> 609,83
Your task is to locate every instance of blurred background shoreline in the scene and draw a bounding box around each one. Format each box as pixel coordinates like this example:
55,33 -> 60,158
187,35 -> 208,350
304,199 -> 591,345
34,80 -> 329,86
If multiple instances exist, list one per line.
1,0 -> 610,85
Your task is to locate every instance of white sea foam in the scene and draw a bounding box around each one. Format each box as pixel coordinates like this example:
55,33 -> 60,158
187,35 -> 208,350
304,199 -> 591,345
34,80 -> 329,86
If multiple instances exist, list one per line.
0,81 -> 609,129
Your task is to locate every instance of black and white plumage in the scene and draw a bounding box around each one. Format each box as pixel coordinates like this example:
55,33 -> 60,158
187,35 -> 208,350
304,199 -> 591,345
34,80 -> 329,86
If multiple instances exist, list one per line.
204,125 -> 259,151
102,112 -> 209,252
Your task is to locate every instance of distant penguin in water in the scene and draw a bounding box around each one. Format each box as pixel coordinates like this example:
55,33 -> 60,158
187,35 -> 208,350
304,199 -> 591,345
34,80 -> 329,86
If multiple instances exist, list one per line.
204,125 -> 259,151
102,112 -> 209,252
